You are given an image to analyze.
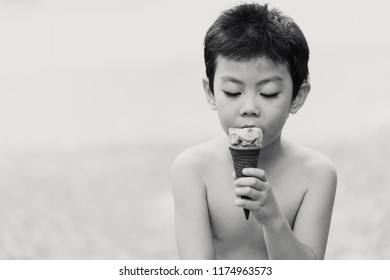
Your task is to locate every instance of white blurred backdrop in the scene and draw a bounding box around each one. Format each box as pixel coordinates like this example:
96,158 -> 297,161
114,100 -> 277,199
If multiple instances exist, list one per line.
0,0 -> 389,259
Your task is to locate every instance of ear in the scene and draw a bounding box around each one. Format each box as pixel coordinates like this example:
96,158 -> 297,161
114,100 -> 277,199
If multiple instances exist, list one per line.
290,82 -> 311,114
203,77 -> 217,111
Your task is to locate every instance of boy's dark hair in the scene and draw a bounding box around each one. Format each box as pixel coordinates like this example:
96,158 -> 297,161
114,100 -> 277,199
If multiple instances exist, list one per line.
204,3 -> 309,100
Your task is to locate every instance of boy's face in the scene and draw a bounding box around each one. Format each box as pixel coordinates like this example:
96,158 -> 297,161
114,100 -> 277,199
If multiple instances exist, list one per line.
204,56 -> 307,148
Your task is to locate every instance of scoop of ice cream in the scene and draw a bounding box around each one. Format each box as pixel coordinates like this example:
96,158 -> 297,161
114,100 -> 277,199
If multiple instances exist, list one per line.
229,127 -> 263,149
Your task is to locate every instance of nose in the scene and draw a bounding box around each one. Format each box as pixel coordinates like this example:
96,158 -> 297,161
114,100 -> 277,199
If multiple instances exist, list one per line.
239,94 -> 260,117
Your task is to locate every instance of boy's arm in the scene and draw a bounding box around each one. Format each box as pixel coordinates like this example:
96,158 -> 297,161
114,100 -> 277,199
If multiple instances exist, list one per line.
264,159 -> 337,259
170,151 -> 216,259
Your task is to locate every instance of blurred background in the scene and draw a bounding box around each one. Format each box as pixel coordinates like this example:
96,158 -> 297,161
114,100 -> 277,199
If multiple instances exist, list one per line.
0,0 -> 389,259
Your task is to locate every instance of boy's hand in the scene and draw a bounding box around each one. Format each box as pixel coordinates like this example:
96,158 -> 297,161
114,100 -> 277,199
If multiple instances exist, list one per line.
233,168 -> 283,227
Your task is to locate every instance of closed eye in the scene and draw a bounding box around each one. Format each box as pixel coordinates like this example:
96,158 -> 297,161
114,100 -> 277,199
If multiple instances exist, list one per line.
223,91 -> 241,98
261,92 -> 279,99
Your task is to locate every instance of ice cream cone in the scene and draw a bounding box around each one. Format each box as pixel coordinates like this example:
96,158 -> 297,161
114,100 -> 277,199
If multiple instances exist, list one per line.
228,127 -> 263,220
229,147 -> 261,220
229,127 -> 263,220
229,147 -> 261,177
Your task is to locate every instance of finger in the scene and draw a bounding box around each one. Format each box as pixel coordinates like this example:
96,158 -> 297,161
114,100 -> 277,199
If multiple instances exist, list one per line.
232,171 -> 237,180
235,186 -> 253,198
242,168 -> 267,181
234,177 -> 257,187
234,177 -> 268,191
235,197 -> 262,210
235,187 -> 263,202
235,195 -> 252,206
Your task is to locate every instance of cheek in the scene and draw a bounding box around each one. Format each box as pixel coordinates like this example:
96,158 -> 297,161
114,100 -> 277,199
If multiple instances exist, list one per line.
216,107 -> 234,133
263,103 -> 290,136
268,111 -> 289,131
215,100 -> 237,134
270,98 -> 292,119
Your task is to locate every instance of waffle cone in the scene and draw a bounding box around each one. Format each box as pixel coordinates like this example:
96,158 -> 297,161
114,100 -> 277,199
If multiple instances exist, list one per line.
229,147 -> 261,220
229,147 -> 261,178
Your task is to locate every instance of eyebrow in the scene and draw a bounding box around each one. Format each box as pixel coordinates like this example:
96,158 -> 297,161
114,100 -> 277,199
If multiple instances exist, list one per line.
221,75 -> 283,86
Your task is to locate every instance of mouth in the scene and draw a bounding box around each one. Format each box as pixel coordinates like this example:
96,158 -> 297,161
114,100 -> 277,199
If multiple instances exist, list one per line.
241,125 -> 257,128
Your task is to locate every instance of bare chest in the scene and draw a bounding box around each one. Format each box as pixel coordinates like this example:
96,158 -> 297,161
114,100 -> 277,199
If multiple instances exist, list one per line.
204,159 -> 307,258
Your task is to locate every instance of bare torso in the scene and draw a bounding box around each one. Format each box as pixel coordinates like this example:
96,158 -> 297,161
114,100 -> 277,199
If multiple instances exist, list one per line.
201,136 -> 310,259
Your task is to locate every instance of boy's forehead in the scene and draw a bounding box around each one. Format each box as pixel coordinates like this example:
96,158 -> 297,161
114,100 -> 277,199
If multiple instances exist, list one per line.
215,55 -> 289,77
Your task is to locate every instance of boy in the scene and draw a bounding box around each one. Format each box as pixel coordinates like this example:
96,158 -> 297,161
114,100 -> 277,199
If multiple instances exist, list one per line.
171,3 -> 337,259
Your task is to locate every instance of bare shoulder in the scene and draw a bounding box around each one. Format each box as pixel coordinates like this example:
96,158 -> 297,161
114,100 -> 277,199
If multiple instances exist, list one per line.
170,137 -> 226,192
171,137 -> 225,174
285,139 -> 337,190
